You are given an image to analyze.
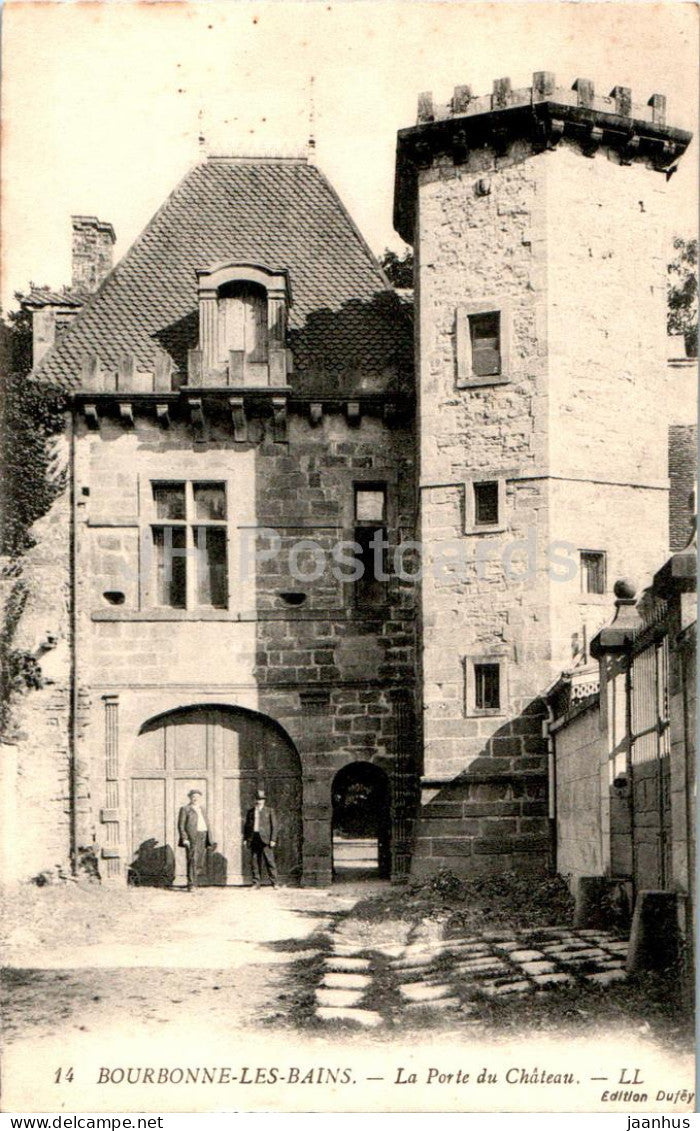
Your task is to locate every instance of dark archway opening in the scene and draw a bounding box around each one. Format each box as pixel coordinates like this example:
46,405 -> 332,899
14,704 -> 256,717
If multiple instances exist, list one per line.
331,762 -> 391,882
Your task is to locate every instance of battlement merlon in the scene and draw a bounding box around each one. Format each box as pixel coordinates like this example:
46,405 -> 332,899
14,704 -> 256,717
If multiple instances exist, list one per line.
394,72 -> 693,243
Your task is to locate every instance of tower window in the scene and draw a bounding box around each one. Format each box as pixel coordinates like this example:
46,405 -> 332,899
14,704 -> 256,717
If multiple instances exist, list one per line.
474,663 -> 501,710
580,550 -> 606,595
354,484 -> 387,606
469,311 -> 501,377
456,300 -> 511,389
465,655 -> 508,716
474,481 -> 500,526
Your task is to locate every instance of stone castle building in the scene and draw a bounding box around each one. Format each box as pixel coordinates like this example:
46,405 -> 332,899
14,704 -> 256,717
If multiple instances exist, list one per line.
2,72 -> 694,888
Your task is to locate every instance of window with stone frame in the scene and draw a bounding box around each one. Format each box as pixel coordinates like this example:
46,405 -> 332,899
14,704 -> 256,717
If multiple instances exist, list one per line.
464,654 -> 508,717
354,484 -> 387,606
151,481 -> 229,610
473,480 -> 500,527
580,550 -> 606,595
456,300 -> 511,388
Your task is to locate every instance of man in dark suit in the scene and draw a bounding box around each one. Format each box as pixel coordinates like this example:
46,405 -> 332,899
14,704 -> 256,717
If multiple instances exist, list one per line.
177,789 -> 214,891
243,788 -> 278,888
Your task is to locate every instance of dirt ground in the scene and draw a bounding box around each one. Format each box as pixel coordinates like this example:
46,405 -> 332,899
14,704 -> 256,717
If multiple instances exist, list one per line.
1,877 -> 695,1114
1,879 -> 377,1042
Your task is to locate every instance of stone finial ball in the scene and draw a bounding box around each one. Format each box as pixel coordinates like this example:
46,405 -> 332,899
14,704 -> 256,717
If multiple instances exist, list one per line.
614,578 -> 637,600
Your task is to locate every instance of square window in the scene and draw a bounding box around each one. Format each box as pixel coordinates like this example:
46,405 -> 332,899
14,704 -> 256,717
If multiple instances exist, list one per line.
470,311 -> 501,377
580,551 -> 606,595
474,662 -> 501,710
152,482 -> 186,520
474,481 -> 499,526
355,486 -> 386,523
193,482 -> 227,521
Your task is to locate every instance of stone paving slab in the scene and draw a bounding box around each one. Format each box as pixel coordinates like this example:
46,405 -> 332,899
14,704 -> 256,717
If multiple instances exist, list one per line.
316,1006 -> 382,1027
406,996 -> 462,1011
321,972 -> 371,990
316,988 -> 365,1008
532,971 -> 575,987
586,969 -> 627,985
325,956 -> 371,973
521,960 -> 558,975
399,982 -> 455,1003
481,980 -> 533,997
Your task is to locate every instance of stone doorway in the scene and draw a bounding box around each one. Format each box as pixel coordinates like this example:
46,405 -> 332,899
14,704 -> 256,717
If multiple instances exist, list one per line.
127,705 -> 302,887
331,762 -> 391,882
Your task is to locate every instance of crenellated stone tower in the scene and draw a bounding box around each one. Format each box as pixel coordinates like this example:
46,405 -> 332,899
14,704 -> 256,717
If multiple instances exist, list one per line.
394,72 -> 692,876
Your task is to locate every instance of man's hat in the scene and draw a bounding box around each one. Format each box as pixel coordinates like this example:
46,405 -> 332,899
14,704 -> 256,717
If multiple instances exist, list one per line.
188,789 -> 203,799
256,787 -> 266,799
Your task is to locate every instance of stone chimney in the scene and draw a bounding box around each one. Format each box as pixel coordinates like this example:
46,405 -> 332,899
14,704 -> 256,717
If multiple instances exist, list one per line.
71,215 -> 116,292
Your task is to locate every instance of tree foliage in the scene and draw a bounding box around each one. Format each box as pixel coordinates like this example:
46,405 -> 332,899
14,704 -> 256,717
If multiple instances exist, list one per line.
1,299 -> 67,557
379,246 -> 414,289
667,237 -> 698,358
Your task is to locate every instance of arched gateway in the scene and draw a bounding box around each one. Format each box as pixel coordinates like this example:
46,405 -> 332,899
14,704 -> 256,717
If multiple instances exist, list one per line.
128,705 -> 302,887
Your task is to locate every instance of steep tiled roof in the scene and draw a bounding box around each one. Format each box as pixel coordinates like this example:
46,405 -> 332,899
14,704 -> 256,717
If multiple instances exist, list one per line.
37,157 -> 411,394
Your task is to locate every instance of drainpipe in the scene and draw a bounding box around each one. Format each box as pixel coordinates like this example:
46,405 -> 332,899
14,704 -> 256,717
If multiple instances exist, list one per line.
540,676 -> 560,876
68,405 -> 78,874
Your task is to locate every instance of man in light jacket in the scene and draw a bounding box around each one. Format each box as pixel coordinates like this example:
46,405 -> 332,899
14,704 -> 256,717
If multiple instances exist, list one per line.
177,789 -> 214,891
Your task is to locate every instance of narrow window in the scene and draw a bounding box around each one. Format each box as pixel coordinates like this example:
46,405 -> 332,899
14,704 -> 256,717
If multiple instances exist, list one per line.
473,480 -> 499,526
474,662 -> 501,711
354,484 -> 387,606
580,550 -> 606,595
153,526 -> 187,608
194,527 -> 228,608
470,311 -> 501,377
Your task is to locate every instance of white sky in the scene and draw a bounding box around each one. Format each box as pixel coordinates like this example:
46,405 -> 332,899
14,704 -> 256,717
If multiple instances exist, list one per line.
1,1 -> 697,313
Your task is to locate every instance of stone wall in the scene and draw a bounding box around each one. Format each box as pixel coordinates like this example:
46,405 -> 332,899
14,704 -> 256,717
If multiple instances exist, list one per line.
1,479 -> 72,882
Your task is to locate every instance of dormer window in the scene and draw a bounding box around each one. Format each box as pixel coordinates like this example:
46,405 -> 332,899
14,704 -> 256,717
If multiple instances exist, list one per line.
193,261 -> 291,388
218,281 -> 268,365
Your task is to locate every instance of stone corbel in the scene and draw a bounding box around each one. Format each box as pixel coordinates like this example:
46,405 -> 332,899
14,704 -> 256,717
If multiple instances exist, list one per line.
346,401 -> 361,426
272,396 -> 287,443
547,118 -> 565,148
581,124 -> 604,158
187,397 -> 205,435
491,127 -> 510,156
619,133 -> 641,166
309,402 -> 323,426
156,403 -> 170,428
451,129 -> 469,165
229,396 -> 247,441
383,401 -> 399,424
118,402 -> 134,427
84,404 -> 100,429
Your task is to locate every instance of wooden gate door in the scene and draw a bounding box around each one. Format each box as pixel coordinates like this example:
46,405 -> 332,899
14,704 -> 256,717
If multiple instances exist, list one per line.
130,706 -> 302,886
630,638 -> 672,891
